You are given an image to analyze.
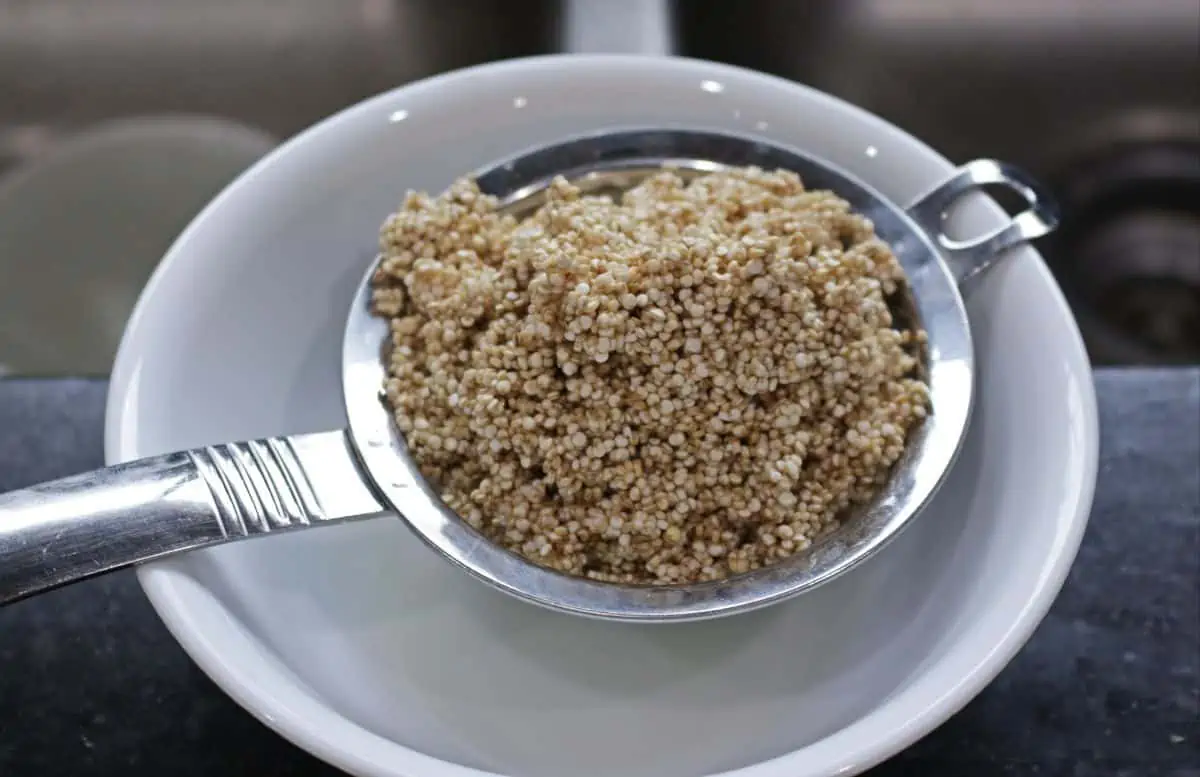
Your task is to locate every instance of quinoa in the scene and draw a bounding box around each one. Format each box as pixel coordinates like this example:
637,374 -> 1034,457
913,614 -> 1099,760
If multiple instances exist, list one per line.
370,167 -> 928,584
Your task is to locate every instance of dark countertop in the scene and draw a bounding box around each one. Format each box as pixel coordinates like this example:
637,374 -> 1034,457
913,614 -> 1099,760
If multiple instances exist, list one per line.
1,371 -> 1197,777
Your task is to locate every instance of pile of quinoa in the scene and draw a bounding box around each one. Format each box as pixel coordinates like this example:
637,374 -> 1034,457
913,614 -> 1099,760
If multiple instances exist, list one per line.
370,167 -> 928,584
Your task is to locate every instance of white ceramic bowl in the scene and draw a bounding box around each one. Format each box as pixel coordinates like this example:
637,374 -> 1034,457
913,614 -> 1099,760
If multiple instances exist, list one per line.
106,56 -> 1098,777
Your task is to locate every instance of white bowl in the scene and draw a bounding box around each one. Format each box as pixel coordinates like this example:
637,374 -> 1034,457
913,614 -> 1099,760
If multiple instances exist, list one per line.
105,56 -> 1098,777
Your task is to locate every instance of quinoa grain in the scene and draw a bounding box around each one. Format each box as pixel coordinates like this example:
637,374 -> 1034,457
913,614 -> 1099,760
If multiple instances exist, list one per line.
371,168 -> 928,584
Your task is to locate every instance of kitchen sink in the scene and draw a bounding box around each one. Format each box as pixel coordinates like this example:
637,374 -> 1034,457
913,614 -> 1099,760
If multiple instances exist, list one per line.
1,0 -> 1196,373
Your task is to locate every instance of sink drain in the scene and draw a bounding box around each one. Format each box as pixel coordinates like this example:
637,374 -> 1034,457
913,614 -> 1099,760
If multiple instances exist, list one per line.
1051,129 -> 1200,365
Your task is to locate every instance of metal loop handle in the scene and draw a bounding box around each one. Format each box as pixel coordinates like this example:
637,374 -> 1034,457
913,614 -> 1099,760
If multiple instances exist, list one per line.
906,159 -> 1060,285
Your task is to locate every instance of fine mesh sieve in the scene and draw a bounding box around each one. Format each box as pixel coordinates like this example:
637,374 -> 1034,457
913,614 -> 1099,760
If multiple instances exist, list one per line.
0,128 -> 1058,621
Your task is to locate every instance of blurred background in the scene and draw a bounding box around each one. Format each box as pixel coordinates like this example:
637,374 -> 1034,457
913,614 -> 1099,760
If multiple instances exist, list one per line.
1,0 -> 1197,374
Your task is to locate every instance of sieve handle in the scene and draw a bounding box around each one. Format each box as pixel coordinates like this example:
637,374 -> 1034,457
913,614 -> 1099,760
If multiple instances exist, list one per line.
0,430 -> 388,605
906,159 -> 1060,286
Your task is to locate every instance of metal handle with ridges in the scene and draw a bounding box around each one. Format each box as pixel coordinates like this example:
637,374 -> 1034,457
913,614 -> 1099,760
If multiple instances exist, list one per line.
0,430 -> 388,605
190,438 -> 326,537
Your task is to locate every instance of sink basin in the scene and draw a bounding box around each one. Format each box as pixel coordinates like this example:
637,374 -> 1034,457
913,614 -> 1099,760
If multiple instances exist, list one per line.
0,0 -> 557,170
675,0 -> 1199,177
0,0 -> 558,375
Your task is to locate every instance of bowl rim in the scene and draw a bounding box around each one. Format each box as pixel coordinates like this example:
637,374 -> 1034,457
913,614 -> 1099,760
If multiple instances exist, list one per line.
105,54 -> 1099,777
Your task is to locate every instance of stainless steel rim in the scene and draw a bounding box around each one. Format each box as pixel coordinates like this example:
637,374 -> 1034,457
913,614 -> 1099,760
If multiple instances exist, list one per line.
343,128 -> 1057,621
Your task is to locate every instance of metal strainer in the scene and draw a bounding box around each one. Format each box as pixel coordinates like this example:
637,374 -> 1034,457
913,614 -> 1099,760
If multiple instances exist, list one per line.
0,129 -> 1058,620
